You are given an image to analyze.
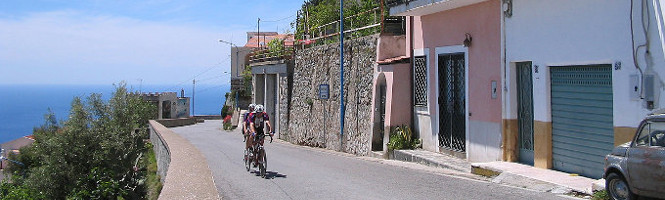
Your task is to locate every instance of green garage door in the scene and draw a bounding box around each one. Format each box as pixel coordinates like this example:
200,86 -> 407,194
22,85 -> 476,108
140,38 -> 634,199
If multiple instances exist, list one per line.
550,65 -> 613,179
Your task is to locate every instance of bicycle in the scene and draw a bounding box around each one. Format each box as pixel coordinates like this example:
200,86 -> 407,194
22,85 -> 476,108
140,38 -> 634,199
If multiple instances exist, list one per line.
243,132 -> 273,178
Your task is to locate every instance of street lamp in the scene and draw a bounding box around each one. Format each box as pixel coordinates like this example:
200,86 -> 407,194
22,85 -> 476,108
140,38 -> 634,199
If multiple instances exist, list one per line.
219,40 -> 241,110
218,39 -> 236,47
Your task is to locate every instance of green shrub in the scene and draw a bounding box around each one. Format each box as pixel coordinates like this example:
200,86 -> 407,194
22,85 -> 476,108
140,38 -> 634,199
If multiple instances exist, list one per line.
294,0 -> 382,42
1,82 -> 157,199
267,38 -> 285,57
143,143 -> 162,200
387,125 -> 419,150
221,105 -> 231,118
223,122 -> 233,130
0,181 -> 43,200
591,190 -> 609,200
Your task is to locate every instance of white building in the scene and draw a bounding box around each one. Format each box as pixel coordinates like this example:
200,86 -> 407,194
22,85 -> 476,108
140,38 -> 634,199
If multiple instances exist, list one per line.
503,0 -> 665,178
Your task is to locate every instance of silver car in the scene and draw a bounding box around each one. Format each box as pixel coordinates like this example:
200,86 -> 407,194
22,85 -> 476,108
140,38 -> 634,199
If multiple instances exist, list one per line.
604,113 -> 665,200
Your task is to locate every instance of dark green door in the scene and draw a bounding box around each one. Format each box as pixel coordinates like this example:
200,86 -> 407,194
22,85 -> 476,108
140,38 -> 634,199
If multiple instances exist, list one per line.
550,65 -> 613,179
517,62 -> 534,166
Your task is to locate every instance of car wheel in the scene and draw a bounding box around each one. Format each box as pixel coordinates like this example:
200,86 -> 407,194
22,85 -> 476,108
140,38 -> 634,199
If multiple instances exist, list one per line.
606,173 -> 637,200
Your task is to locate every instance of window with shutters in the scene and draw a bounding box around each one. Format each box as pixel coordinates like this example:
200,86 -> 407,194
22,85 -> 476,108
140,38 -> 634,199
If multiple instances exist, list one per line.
414,56 -> 428,106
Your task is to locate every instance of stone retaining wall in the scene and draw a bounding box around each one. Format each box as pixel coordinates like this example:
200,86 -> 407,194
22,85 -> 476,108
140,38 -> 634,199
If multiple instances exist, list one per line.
149,122 -> 171,183
280,35 -> 377,156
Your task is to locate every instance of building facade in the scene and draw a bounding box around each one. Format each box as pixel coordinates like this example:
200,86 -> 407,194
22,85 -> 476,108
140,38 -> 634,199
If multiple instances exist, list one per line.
387,0 -> 665,179
389,0 -> 503,162
503,0 -> 665,178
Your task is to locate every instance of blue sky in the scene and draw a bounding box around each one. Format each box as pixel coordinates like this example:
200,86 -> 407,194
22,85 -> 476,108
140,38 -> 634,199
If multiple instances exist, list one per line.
0,0 -> 302,86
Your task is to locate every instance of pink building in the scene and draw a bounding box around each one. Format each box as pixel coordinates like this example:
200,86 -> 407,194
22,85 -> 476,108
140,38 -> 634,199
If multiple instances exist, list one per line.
381,0 -> 503,162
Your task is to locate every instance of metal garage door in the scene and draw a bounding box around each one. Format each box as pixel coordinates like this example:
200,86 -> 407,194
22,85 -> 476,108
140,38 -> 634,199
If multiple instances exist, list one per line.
550,65 -> 613,179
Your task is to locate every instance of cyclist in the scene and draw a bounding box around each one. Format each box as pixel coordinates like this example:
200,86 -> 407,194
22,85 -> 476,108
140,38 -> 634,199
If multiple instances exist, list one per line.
246,105 -> 273,165
242,104 -> 256,142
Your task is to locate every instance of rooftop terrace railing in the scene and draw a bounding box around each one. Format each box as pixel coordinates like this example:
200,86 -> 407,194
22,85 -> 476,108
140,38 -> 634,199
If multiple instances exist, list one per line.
386,0 -> 417,7
310,7 -> 382,42
248,47 -> 295,65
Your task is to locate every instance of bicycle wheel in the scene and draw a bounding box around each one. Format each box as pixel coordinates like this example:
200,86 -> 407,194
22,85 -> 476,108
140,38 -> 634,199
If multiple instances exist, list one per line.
259,150 -> 267,178
244,148 -> 250,172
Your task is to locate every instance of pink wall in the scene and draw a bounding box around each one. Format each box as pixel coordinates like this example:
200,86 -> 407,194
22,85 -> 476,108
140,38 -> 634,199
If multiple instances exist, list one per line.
414,0 -> 502,123
389,63 -> 412,126
376,63 -> 413,127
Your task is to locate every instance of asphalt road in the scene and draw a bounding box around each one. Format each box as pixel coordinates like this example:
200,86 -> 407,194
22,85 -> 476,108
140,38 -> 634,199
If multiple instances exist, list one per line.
172,120 -> 573,200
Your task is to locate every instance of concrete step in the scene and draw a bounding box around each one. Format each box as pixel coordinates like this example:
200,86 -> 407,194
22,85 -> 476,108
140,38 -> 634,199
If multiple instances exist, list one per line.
370,151 -> 386,159
390,149 -> 471,173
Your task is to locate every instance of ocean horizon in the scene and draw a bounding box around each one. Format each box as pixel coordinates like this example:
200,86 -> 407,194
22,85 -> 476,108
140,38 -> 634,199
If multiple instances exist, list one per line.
0,84 -> 229,144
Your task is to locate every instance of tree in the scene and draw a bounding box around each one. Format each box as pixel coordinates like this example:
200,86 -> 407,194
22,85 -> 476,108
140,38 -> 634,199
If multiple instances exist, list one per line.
2,82 -> 157,199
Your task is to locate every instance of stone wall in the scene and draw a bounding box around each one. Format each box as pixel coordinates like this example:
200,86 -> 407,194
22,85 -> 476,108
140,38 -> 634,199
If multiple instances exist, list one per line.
148,119 -> 219,199
280,35 -> 377,156
149,120 -> 171,183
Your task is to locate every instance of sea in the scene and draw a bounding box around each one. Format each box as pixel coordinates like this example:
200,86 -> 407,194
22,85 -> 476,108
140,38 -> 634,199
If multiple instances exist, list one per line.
0,84 -> 229,144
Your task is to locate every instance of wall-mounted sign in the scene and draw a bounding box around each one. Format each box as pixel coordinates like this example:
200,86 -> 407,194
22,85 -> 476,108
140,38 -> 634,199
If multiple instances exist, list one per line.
319,84 -> 329,99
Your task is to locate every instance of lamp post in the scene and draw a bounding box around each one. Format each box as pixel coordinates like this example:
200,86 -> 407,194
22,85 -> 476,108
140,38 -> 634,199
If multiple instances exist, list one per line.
219,39 -> 240,109
339,0 -> 345,151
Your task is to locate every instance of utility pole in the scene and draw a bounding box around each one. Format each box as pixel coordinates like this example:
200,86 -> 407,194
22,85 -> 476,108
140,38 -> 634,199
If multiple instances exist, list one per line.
257,18 -> 261,48
192,79 -> 196,117
339,0 -> 345,151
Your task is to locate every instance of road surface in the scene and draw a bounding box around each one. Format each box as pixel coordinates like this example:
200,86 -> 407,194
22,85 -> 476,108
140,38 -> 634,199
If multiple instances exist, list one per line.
171,120 -> 573,200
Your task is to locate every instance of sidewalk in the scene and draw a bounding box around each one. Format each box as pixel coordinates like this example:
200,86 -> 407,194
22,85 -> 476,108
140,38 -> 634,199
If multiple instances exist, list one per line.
387,149 -> 602,195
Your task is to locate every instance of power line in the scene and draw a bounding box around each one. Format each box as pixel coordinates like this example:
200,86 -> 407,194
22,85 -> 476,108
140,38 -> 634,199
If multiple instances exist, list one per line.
162,56 -> 232,92
196,74 -> 227,83
196,84 -> 228,94
261,13 -> 297,23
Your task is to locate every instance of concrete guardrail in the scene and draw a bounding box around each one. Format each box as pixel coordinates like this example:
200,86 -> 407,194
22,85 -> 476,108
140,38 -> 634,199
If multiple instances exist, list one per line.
149,119 -> 220,200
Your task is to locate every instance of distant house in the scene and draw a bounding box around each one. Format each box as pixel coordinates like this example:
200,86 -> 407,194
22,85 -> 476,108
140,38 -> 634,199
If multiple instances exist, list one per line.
246,32 -> 295,136
1,135 -> 35,169
229,32 -> 295,109
141,92 -> 190,119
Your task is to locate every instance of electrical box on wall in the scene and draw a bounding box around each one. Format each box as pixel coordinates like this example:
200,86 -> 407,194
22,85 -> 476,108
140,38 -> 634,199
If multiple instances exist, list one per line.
491,81 -> 497,99
630,74 -> 640,100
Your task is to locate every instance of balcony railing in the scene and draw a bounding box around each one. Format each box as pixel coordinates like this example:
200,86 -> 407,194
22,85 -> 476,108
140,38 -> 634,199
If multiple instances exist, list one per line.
248,47 -> 295,65
313,7 -> 381,42
298,7 -> 383,46
298,6 -> 406,47
386,0 -> 416,7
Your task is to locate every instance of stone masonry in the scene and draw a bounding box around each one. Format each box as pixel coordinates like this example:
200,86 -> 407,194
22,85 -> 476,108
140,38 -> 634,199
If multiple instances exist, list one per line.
280,35 -> 377,156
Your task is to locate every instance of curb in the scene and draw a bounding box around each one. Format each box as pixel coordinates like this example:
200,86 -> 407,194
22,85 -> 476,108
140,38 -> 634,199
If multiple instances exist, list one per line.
470,164 -> 591,195
391,150 -> 471,173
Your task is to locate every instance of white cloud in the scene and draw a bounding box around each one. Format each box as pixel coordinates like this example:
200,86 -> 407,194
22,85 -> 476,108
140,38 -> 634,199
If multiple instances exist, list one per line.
0,11 -> 241,85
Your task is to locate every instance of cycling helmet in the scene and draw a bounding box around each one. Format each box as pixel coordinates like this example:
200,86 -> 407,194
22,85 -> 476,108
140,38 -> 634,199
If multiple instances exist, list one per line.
248,103 -> 256,111
254,104 -> 265,113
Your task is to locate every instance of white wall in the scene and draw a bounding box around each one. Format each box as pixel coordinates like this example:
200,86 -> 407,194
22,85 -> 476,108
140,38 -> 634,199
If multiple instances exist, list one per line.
505,0 -> 665,128
413,48 -> 436,152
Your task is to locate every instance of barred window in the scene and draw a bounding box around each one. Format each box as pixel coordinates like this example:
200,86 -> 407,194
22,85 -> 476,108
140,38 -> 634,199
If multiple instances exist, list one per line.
414,56 -> 428,106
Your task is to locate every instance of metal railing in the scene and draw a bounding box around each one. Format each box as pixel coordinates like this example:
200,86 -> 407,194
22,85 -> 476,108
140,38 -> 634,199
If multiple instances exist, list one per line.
302,7 -> 383,45
249,47 -> 295,64
386,0 -> 417,7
